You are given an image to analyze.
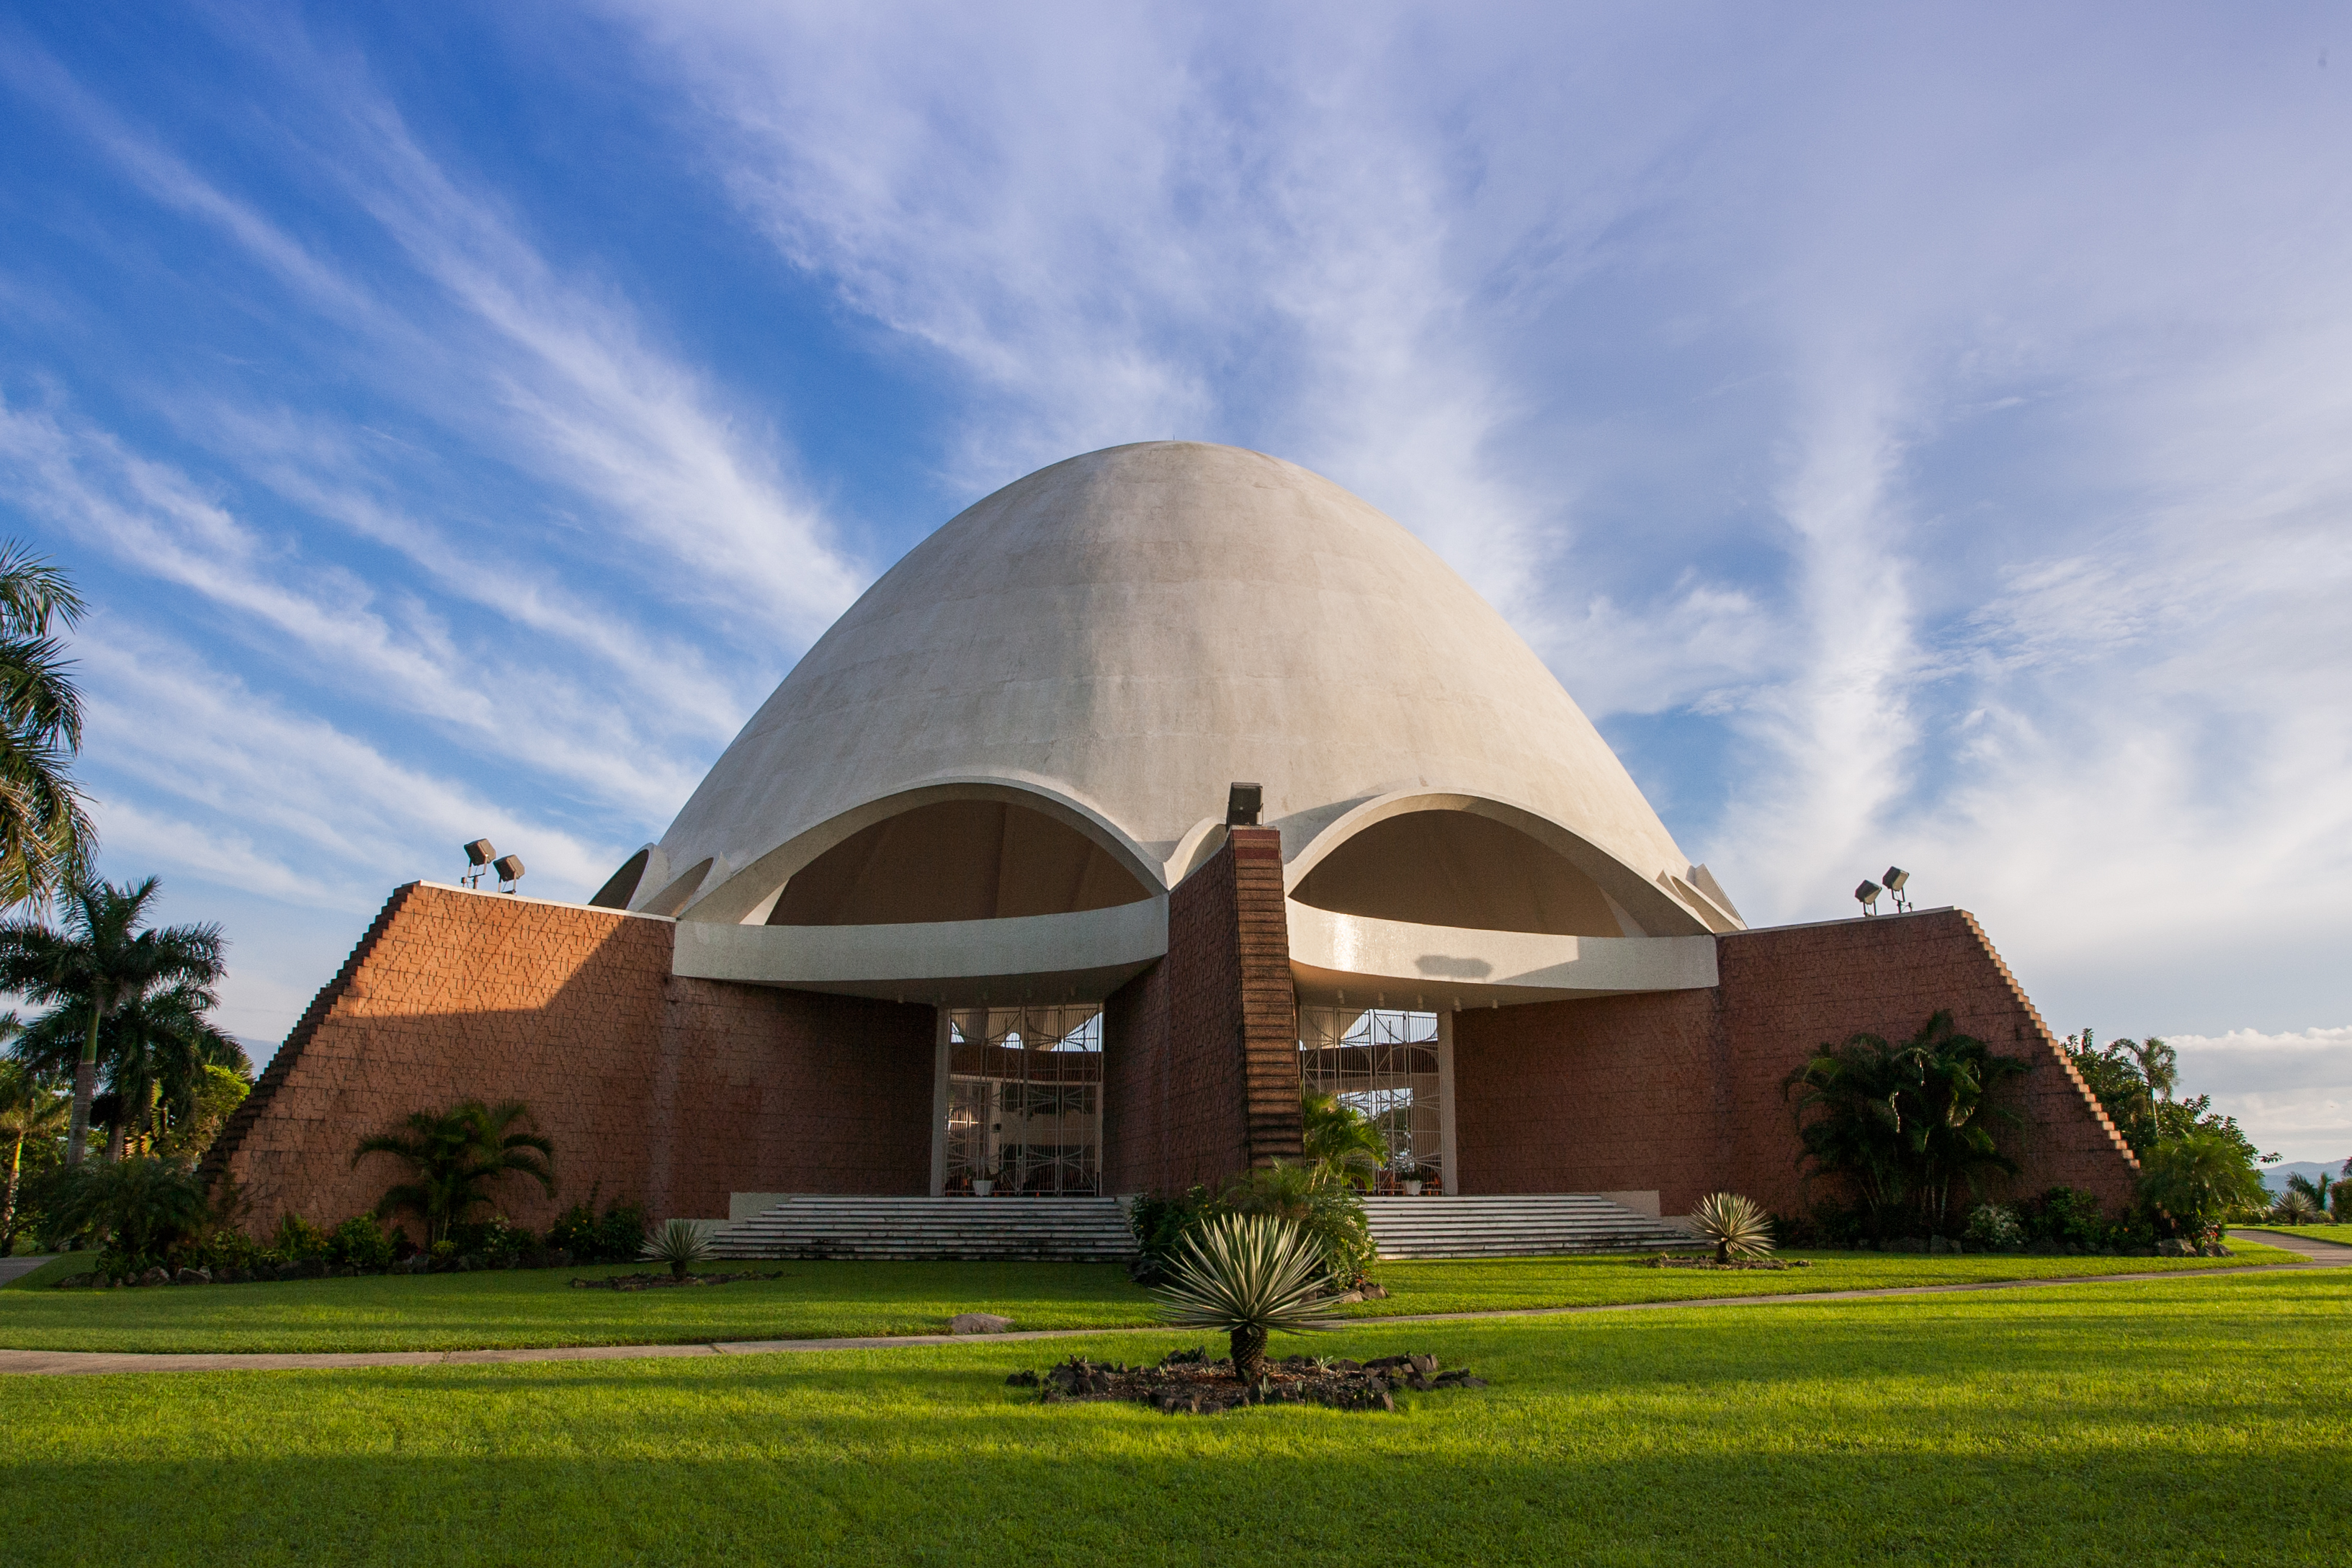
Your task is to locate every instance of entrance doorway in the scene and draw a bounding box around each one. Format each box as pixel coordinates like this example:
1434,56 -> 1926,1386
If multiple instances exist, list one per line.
1298,1006 -> 1442,1192
942,1004 -> 1103,1196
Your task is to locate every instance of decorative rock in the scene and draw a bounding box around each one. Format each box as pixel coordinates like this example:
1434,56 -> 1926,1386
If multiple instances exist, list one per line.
1005,1370 -> 1039,1387
1359,1282 -> 1389,1299
174,1267 -> 213,1286
951,1312 -> 1015,1335
139,1268 -> 172,1287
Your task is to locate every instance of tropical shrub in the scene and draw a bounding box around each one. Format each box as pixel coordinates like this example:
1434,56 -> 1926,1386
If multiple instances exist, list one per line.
1130,1165 -> 1377,1289
1300,1092 -> 1387,1191
641,1218 -> 713,1279
1220,1161 -> 1377,1286
328,1214 -> 397,1271
48,1157 -> 209,1273
1963,1203 -> 2025,1251
2139,1128 -> 2269,1236
2334,1175 -> 2352,1224
1689,1192 -> 1774,1263
271,1211 -> 331,1263
1154,1213 -> 1338,1381
1783,1011 -> 2031,1237
546,1192 -> 651,1263
446,1215 -> 530,1265
351,1099 -> 555,1246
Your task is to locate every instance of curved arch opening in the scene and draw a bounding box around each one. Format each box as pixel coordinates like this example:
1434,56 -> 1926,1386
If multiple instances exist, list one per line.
769,798 -> 1154,926
589,847 -> 650,910
1290,808 -> 1629,937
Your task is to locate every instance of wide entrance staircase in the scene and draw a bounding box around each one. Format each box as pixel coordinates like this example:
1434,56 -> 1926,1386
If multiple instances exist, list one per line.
1362,1194 -> 1697,1258
707,1193 -> 1698,1262
707,1197 -> 1139,1263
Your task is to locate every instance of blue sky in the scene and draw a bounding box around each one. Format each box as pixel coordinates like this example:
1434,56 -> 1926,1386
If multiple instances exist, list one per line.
1,4 -> 2346,1158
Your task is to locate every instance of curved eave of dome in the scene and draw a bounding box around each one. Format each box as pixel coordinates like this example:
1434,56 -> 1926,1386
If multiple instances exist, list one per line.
1283,787 -> 1742,938
649,771 -> 1166,924
1287,905 -> 1720,1007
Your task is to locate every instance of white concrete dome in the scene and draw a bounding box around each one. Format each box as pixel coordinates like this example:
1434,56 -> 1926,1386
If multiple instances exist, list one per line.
618,442 -> 1740,941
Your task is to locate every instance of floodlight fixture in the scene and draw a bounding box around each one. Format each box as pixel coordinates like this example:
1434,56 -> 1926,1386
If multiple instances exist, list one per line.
462,838 -> 496,888
1225,781 -> 1263,827
1883,866 -> 1912,913
1855,879 -> 1882,915
494,854 -> 525,892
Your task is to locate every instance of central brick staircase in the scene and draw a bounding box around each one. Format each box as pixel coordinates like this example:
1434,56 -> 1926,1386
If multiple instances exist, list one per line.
707,1193 -> 1699,1261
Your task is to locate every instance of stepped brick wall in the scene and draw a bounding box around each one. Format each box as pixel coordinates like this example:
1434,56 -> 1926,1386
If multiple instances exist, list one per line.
1450,908 -> 2138,1217
1101,827 -> 1302,1195
205,883 -> 934,1236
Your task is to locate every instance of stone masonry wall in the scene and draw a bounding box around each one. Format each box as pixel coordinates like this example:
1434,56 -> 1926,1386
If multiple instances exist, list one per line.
205,883 -> 935,1237
1447,908 -> 2137,1219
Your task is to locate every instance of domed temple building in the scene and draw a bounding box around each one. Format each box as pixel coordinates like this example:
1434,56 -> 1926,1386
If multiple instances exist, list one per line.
208,443 -> 2139,1255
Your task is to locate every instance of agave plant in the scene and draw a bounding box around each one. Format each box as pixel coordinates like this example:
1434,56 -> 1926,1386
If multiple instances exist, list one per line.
641,1217 -> 713,1280
2271,1187 -> 2324,1226
1154,1213 -> 1338,1381
1689,1191 -> 1775,1264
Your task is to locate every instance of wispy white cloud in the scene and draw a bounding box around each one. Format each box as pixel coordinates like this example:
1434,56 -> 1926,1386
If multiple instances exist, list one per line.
0,395 -> 705,819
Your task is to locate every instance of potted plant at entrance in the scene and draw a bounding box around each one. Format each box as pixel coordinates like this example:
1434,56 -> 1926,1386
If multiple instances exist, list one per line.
972,1162 -> 999,1198
1393,1160 -> 1428,1197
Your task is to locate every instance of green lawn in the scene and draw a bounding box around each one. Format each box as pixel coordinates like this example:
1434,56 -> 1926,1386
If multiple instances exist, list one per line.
0,1268 -> 2341,1566
0,1242 -> 2301,1353
2235,1222 -> 2352,1245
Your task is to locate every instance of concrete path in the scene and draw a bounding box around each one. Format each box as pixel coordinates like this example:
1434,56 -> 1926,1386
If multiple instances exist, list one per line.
0,1256 -> 53,1288
2227,1227 -> 2352,1264
1,1253 -> 2340,1377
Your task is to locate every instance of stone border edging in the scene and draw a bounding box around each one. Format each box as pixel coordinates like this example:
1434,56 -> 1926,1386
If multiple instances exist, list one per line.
1,1253 -> 2339,1377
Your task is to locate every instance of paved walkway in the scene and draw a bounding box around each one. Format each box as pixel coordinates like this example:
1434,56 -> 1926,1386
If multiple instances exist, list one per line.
2,1252 -> 2341,1377
0,1256 -> 53,1288
2227,1227 -> 2352,1264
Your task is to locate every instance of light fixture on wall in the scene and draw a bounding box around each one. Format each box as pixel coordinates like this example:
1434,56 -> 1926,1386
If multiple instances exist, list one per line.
1883,866 -> 1911,913
1854,879 -> 1882,916
1226,781 -> 1262,827
494,854 -> 525,894
461,839 -> 496,889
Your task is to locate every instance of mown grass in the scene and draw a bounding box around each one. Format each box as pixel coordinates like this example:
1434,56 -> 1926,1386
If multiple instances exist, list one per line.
0,1268 -> 2342,1567
0,1242 -> 2300,1353
2235,1222 -> 2352,1245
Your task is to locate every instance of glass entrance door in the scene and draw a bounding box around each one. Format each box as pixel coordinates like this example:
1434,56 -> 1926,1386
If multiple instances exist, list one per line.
1297,1005 -> 1441,1191
943,1004 -> 1102,1196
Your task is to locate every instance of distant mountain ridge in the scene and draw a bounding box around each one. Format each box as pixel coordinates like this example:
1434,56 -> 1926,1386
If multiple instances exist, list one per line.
2261,1159 -> 2350,1195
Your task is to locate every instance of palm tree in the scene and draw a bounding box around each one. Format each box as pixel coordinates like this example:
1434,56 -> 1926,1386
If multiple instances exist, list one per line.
0,877 -> 225,1165
15,982 -> 246,1160
2123,1037 -> 2179,1105
1784,1011 -> 2032,1235
0,1053 -> 68,1253
351,1100 -> 555,1247
0,543 -> 93,913
1300,1091 -> 1389,1191
2139,1126 -> 2268,1235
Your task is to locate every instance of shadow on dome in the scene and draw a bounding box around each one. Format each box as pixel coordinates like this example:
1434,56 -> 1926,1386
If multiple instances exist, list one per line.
765,798 -> 1155,926
1289,808 -> 1635,938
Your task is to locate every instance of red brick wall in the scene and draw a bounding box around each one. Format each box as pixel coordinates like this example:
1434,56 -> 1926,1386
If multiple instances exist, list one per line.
1100,828 -> 1302,1194
1449,908 -> 2137,1219
206,883 -> 935,1236
1452,989 -> 1725,1214
1716,909 -> 2137,1216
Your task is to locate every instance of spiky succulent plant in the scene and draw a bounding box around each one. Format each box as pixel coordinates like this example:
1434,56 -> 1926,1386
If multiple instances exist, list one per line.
1689,1191 -> 1775,1264
1153,1213 -> 1338,1381
2271,1188 -> 2324,1225
640,1217 -> 713,1280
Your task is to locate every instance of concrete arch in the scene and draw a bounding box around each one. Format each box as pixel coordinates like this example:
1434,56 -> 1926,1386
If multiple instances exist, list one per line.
1284,789 -> 1722,938
677,776 -> 1166,925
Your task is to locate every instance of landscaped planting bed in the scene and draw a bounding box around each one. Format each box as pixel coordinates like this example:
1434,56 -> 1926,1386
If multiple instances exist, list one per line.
0,1268 -> 2342,1566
